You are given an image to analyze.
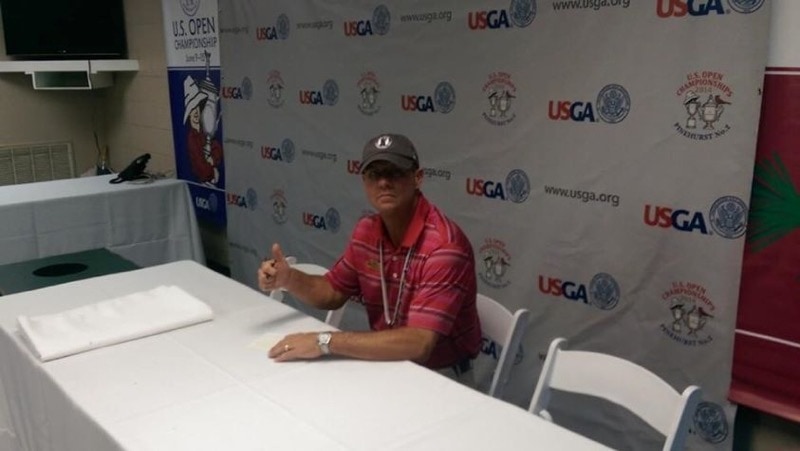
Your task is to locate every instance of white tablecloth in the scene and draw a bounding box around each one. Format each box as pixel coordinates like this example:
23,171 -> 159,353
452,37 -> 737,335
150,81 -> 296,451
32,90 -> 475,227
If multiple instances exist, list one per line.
0,175 -> 204,267
0,261 -> 610,451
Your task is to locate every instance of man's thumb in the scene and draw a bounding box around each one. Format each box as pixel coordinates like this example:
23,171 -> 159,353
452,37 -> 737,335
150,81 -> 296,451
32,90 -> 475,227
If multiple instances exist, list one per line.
271,243 -> 286,264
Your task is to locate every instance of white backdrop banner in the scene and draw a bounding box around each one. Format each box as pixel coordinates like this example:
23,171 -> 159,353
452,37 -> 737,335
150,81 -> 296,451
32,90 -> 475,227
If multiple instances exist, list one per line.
216,1 -> 770,449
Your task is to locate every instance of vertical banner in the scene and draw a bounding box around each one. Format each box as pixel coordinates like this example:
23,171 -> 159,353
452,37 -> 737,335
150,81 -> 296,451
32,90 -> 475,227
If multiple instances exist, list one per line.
731,0 -> 800,423
217,1 -> 770,449
162,0 -> 226,225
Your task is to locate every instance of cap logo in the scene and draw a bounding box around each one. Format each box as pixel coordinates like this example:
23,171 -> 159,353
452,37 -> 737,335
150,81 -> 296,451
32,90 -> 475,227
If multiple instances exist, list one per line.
375,135 -> 392,149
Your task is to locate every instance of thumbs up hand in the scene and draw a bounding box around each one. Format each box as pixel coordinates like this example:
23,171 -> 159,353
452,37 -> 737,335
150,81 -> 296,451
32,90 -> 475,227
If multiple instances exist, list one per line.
258,243 -> 293,292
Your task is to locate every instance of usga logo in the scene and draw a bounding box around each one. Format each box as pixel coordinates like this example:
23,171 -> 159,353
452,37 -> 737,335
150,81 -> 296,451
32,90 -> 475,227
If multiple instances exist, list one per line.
660,281 -> 715,346
479,238 -> 511,288
643,195 -> 747,239
482,72 -> 517,126
270,189 -> 288,224
357,71 -> 381,115
656,0 -> 765,18
256,13 -> 290,40
347,159 -> 362,174
299,79 -> 339,106
466,169 -> 530,203
302,207 -> 341,233
221,76 -> 252,100
261,138 -> 295,163
548,84 -> 630,124
538,272 -> 620,310
693,402 -> 730,444
194,191 -> 219,212
266,70 -> 285,108
401,81 -> 456,113
344,5 -> 390,36
227,188 -> 258,210
675,71 -> 732,141
468,0 -> 536,30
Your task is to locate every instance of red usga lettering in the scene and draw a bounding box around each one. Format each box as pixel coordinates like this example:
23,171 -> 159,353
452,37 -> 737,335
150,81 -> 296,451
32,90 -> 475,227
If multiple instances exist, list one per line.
538,276 -> 562,296
547,101 -> 571,120
643,205 -> 673,228
465,178 -> 485,196
467,11 -> 488,29
347,160 -> 361,174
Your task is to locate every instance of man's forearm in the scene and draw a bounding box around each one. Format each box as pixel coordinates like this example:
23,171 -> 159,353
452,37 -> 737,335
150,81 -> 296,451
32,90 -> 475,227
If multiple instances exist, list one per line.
284,269 -> 346,310
328,327 -> 438,364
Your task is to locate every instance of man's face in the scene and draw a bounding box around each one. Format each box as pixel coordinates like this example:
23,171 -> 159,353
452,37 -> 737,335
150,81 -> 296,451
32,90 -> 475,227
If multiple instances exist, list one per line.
362,161 -> 422,214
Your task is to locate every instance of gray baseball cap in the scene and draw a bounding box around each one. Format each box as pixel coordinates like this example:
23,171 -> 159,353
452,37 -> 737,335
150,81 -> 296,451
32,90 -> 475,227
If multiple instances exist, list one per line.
360,133 -> 419,173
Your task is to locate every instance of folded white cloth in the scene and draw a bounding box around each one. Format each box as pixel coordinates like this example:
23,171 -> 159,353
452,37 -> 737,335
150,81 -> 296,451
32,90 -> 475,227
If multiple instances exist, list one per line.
17,285 -> 214,362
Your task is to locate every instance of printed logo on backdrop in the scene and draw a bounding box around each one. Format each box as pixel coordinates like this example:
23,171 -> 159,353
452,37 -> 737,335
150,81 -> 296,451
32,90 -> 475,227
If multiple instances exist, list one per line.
551,0 -> 631,12
344,5 -> 391,37
468,0 -> 536,30
222,77 -> 252,100
303,208 -> 341,233
261,138 -> 295,163
256,14 -> 290,41
548,84 -> 630,123
643,195 -> 747,238
296,19 -> 334,32
675,71 -> 732,140
482,336 -> 524,366
194,190 -> 219,213
660,281 -> 715,346
347,159 -> 362,174
656,0 -> 764,17
271,189 -> 288,224
357,72 -> 381,115
482,72 -> 517,126
538,272 -> 620,310
302,146 -> 337,164
180,0 -> 200,17
423,167 -> 452,182
543,185 -> 621,207
466,169 -> 530,203
227,188 -> 258,210
693,402 -> 729,444
266,70 -> 285,108
402,82 -> 456,114
479,238 -> 512,288
170,8 -> 217,63
299,79 -> 339,106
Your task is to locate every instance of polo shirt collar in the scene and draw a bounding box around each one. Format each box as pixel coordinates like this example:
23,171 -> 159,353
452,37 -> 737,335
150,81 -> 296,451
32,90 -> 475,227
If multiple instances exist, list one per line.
373,193 -> 430,251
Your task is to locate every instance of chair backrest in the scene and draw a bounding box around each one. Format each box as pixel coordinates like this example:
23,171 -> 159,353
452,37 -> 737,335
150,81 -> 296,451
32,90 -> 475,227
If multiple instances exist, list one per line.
528,338 -> 702,451
476,293 -> 530,399
268,260 -> 345,327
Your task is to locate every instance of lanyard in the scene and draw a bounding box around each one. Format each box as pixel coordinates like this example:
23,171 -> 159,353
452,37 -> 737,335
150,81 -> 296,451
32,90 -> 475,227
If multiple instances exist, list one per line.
378,241 -> 414,327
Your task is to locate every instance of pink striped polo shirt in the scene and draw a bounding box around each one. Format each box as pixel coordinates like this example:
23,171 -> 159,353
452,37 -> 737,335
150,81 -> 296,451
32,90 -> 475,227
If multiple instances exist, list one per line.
326,194 -> 481,369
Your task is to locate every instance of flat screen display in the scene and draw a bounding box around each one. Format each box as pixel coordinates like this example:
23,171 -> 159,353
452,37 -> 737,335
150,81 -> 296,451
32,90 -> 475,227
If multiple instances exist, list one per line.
0,0 -> 127,59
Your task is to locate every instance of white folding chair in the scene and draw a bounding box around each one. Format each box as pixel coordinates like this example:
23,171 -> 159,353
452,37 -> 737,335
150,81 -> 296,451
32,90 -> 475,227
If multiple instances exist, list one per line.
476,293 -> 530,399
268,260 -> 345,327
528,337 -> 702,451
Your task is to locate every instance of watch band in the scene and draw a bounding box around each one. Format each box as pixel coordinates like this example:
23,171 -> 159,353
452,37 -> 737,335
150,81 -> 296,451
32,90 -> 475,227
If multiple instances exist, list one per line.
317,332 -> 332,355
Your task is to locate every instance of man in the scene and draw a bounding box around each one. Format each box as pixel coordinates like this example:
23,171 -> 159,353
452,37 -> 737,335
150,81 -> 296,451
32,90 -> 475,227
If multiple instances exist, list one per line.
258,133 -> 481,378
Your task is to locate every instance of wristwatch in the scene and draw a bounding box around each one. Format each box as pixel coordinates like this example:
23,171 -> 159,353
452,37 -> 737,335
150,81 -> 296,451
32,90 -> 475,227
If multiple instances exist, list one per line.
317,332 -> 332,355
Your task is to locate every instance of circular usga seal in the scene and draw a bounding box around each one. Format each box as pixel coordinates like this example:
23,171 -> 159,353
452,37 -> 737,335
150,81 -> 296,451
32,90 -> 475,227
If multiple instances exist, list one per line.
323,79 -> 339,106
276,14 -> 290,39
693,402 -> 729,444
208,191 -> 219,213
281,138 -> 295,163
245,188 -> 258,211
596,84 -> 631,124
325,207 -> 341,233
589,273 -> 620,310
505,169 -> 530,204
509,0 -> 536,28
728,0 -> 765,14
372,5 -> 391,35
241,77 -> 253,100
434,82 -> 456,114
709,196 -> 747,239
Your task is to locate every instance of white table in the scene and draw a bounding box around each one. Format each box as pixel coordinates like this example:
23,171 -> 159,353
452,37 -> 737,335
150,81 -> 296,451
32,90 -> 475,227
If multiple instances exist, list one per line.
0,175 -> 204,268
0,261 -> 610,451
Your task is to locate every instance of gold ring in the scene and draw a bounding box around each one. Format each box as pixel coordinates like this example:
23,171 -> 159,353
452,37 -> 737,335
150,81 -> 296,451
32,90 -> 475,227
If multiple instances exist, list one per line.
284,344 -> 290,352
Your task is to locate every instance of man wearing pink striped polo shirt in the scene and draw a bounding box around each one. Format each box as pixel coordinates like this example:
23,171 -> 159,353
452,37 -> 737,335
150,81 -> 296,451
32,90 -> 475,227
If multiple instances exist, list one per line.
258,133 -> 481,377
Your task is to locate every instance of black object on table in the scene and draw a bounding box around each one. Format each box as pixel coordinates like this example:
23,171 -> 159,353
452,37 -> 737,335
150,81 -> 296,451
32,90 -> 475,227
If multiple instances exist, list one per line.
0,248 -> 139,296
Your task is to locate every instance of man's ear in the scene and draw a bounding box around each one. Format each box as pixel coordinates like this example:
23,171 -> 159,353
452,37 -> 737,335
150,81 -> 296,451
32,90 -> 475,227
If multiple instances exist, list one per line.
414,168 -> 424,188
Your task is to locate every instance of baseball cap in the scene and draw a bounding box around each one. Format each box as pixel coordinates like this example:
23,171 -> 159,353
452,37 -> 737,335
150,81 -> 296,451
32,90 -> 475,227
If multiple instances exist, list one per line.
360,133 -> 419,173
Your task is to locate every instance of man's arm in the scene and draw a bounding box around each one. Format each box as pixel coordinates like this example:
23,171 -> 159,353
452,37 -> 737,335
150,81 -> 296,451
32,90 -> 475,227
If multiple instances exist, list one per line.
258,243 -> 348,310
268,327 -> 439,364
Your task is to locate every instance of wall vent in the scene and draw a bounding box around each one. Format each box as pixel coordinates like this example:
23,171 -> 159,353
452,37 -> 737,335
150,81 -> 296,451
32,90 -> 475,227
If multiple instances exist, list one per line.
0,142 -> 75,186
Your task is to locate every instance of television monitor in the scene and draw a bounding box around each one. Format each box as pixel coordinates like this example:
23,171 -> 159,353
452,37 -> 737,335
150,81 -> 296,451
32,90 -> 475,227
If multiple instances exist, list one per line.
0,0 -> 127,59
